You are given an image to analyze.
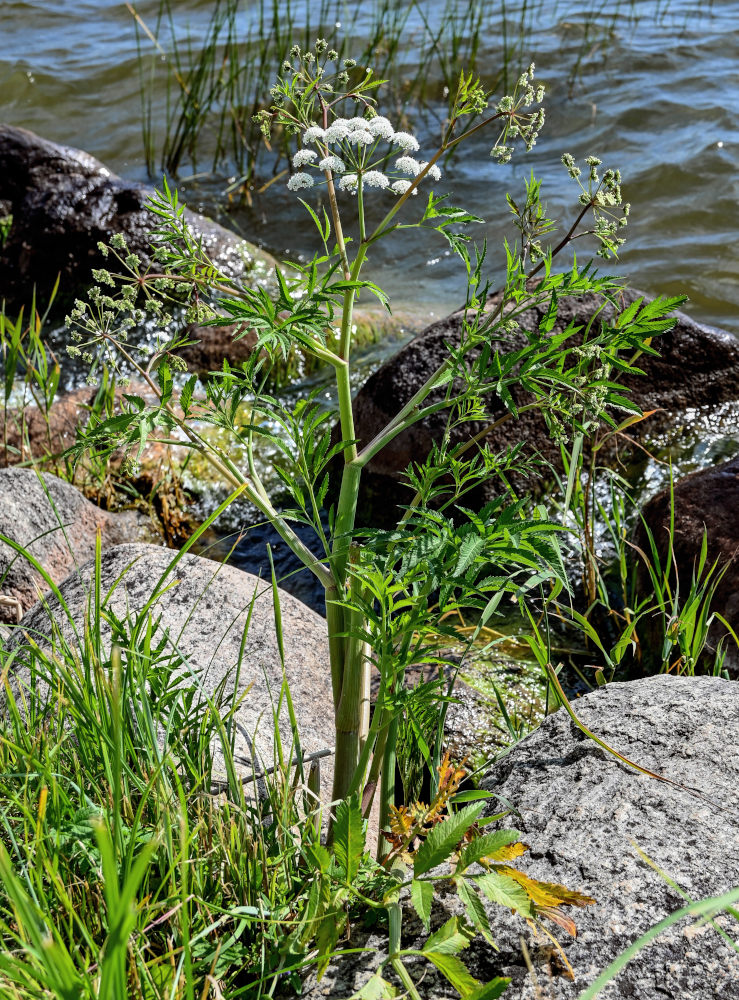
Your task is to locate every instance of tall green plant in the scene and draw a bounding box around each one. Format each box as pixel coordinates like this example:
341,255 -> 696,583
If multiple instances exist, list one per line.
64,45 -> 681,856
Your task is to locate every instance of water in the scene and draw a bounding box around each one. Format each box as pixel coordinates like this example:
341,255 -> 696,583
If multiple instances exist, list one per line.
1,1 -> 737,332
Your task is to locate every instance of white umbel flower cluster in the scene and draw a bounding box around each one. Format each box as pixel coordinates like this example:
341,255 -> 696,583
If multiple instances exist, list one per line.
286,114 -> 439,198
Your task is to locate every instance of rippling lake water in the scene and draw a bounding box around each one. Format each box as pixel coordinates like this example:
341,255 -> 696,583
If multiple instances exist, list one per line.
2,0 -> 737,332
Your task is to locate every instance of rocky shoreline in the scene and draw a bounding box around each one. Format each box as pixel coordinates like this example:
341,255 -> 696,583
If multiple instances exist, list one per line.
1,125 -> 739,998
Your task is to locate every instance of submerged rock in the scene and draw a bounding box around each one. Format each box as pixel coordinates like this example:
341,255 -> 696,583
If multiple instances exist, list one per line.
349,288 -> 739,524
0,468 -> 149,622
0,124 -> 275,311
7,542 -> 336,796
636,454 -> 739,675
295,675 -> 739,999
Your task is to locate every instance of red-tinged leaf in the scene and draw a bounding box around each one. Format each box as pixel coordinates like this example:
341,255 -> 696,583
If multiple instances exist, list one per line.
535,904 -> 579,938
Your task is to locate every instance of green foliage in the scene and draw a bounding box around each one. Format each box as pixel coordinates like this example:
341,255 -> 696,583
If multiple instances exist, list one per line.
14,38 -> 691,996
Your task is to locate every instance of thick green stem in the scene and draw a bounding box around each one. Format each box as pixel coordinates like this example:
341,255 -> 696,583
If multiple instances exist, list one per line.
331,547 -> 369,803
388,902 -> 423,1000
347,696 -> 388,802
377,714 -> 399,861
337,243 -> 367,362
331,459 -> 362,586
325,585 -> 345,711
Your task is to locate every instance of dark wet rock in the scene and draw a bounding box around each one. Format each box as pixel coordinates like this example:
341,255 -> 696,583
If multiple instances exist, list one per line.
8,542 -> 336,795
0,468 -> 150,622
635,454 -> 739,676
0,124 -> 275,312
295,675 -> 739,999
349,288 -> 739,525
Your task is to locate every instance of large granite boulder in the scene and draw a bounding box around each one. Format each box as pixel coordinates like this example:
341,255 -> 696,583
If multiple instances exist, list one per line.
635,454 -> 739,676
7,542 -> 335,794
0,468 -> 149,622
349,288 -> 739,524
477,675 -> 739,998
0,124 -> 275,315
294,675 -> 739,999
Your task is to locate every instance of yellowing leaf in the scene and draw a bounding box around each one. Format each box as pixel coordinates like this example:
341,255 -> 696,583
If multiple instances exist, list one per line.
487,841 -> 528,862
457,830 -> 526,872
389,805 -> 414,840
495,866 -> 595,909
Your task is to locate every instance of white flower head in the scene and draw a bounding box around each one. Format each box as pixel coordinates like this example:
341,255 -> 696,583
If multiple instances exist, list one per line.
338,173 -> 359,192
303,125 -> 326,143
418,161 -> 442,181
292,148 -> 317,168
395,156 -> 420,176
366,116 -> 395,140
331,117 -> 351,128
287,172 -> 315,191
348,129 -> 374,145
362,170 -> 389,189
324,123 -> 351,143
390,179 -> 417,196
392,131 -> 420,152
318,155 -> 346,173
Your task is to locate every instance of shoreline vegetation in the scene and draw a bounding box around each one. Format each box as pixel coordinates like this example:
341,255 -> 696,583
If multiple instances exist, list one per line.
1,6 -> 738,999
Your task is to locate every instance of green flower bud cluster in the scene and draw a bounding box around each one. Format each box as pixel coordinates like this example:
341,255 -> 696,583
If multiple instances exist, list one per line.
253,44 -> 378,149
490,62 -> 545,164
561,153 -> 631,259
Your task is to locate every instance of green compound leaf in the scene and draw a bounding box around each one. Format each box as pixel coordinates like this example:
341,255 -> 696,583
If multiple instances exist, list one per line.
333,795 -> 365,882
456,878 -> 496,948
423,916 -> 474,955
466,978 -> 511,1000
476,869 -> 533,917
352,972 -> 400,999
423,952 -> 479,995
414,802 -> 484,877
410,879 -> 434,933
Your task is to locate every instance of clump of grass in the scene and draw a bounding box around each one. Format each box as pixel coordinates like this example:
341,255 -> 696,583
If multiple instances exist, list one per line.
0,537 -> 331,997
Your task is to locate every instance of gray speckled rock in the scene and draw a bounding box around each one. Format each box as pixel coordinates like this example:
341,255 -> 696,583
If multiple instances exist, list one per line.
0,468 -> 149,622
7,542 -> 335,795
294,675 -> 739,1000
476,674 -> 739,999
